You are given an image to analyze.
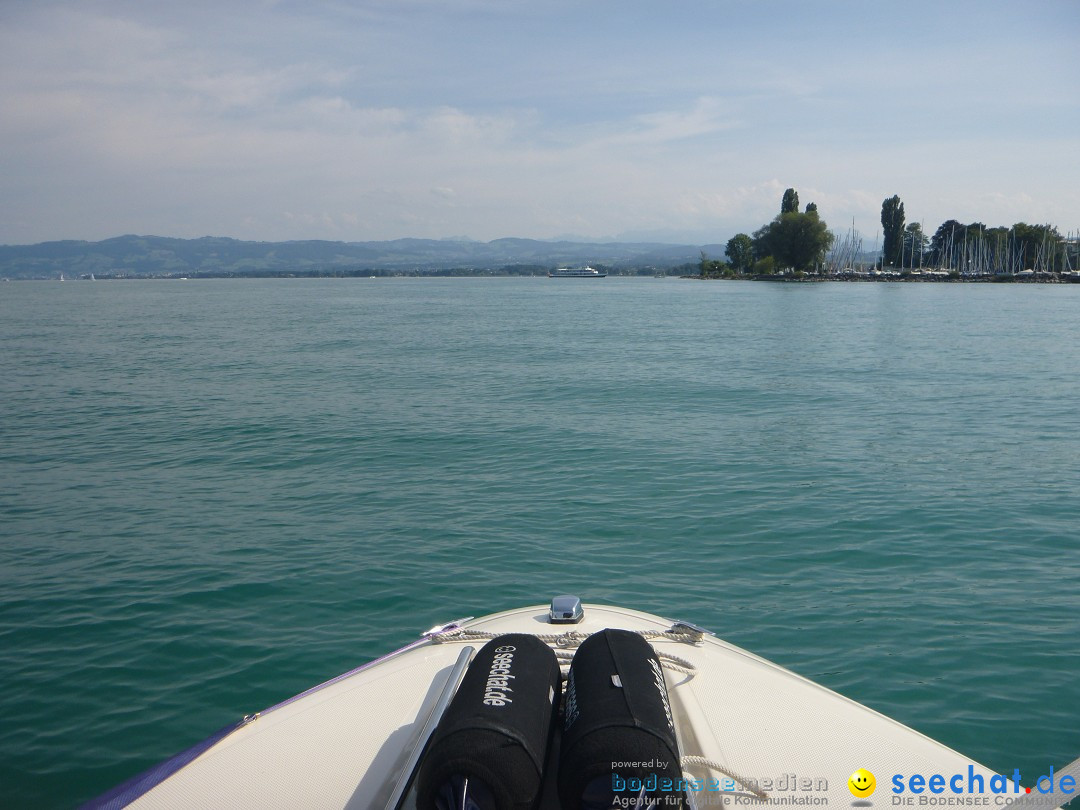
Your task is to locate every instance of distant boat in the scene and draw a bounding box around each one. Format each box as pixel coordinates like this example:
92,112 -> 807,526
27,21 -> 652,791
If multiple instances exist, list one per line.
548,266 -> 606,278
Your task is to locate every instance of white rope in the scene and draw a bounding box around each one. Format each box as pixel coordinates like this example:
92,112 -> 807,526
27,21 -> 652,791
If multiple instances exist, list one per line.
656,651 -> 696,676
429,627 -> 699,676
681,755 -> 769,800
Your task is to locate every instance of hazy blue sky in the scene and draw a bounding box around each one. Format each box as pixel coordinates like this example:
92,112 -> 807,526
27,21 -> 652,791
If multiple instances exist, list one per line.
1,0 -> 1077,246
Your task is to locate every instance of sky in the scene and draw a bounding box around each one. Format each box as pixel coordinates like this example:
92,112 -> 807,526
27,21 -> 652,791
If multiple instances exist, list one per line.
1,0 -> 1077,246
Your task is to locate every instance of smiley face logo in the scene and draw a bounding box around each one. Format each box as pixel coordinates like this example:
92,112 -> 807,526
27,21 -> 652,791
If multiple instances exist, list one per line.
848,769 -> 876,798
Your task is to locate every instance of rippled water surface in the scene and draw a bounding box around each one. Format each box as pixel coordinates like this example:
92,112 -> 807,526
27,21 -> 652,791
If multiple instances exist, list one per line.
1,278 -> 1077,807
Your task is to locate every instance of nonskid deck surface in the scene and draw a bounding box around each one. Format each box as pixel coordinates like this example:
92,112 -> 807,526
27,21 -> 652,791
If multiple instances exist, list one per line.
115,604 -> 1032,810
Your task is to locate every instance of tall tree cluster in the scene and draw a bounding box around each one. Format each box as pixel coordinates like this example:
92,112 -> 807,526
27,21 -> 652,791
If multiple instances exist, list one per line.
781,188 -> 800,214
719,191 -> 1070,277
724,233 -> 754,273
924,220 -> 1066,272
881,195 -> 905,267
722,188 -> 834,274
883,196 -> 1068,272
749,188 -> 834,273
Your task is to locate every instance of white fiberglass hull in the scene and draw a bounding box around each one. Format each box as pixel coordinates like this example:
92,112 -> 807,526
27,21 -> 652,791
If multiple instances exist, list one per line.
86,603 -> 1051,810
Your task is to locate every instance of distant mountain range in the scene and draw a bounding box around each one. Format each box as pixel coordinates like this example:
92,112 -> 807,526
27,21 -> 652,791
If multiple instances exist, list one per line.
0,235 -> 728,279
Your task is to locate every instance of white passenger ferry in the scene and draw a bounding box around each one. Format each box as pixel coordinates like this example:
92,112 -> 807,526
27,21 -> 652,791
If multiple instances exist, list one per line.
548,266 -> 606,278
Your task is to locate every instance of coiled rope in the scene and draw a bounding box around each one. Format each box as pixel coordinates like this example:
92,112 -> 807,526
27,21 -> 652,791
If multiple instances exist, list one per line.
429,627 -> 698,675
680,755 -> 770,800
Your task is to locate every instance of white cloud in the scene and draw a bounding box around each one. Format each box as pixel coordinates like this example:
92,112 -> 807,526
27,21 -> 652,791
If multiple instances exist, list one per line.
0,1 -> 1077,244
620,97 -> 741,145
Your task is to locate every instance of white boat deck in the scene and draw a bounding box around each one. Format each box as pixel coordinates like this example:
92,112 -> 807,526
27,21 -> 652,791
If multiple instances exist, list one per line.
118,603 -> 1042,809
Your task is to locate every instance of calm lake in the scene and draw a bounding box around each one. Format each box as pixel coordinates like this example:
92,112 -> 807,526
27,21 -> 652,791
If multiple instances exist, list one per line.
1,278 -> 1077,808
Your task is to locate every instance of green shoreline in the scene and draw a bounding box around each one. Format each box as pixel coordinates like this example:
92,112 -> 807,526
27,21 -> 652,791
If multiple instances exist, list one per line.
5,270 -> 1080,282
685,271 -> 1080,284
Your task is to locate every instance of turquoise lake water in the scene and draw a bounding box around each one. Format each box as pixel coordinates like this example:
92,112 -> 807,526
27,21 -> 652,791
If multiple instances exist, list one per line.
1,278 -> 1077,808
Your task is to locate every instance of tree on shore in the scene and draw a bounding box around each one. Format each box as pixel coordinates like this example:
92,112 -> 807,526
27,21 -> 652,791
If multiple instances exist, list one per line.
927,220 -> 967,266
725,233 -> 754,273
924,219 -> 1065,273
881,195 -> 905,266
752,194 -> 834,273
781,188 -> 800,214
699,250 -> 729,278
1011,223 -> 1065,271
902,223 -> 928,268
